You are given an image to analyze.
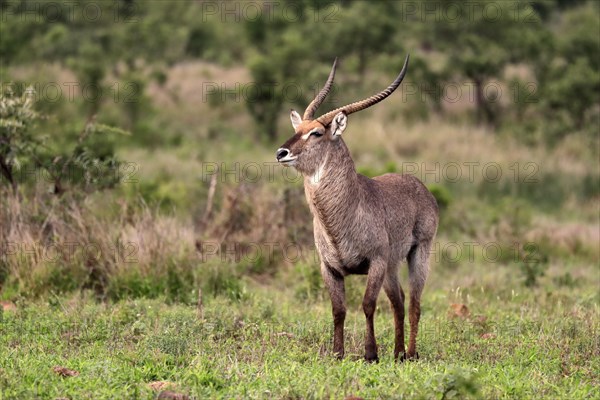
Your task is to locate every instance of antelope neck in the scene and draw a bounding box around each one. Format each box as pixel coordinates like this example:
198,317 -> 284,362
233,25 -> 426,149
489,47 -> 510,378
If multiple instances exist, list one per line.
304,141 -> 361,235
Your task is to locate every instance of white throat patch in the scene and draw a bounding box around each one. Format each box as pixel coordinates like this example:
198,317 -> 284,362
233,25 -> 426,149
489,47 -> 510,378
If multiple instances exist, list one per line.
309,155 -> 328,185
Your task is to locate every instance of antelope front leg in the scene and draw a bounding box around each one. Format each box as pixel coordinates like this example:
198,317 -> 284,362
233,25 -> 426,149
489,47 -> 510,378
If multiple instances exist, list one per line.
321,263 -> 346,359
362,257 -> 387,362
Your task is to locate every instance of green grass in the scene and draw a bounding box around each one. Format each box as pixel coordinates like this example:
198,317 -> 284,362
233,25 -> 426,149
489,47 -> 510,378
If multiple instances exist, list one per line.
1,276 -> 598,399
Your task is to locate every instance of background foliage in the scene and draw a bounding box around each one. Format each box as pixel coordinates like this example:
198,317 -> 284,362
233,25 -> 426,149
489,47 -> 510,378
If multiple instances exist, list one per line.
0,1 -> 598,398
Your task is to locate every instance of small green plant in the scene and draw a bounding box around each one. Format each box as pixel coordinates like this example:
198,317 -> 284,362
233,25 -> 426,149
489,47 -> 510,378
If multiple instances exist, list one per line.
518,242 -> 549,287
294,261 -> 322,302
429,367 -> 480,400
553,272 -> 580,288
201,261 -> 247,302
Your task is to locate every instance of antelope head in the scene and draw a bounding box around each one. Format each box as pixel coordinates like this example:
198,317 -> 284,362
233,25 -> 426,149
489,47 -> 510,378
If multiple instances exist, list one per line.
276,55 -> 410,176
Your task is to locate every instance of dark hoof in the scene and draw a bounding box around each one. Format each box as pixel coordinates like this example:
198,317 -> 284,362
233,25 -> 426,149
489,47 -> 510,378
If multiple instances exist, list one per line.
400,352 -> 419,362
364,354 -> 379,363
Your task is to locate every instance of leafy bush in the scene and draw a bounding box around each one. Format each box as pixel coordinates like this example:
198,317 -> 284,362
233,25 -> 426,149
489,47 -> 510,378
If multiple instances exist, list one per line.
428,184 -> 452,210
428,367 -> 480,399
294,261 -> 323,302
518,242 -> 549,287
200,261 -> 247,302
0,87 -> 126,195
0,87 -> 38,193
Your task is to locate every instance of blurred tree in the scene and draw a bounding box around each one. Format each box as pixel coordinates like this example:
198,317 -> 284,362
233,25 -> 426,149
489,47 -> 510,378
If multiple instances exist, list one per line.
246,55 -> 284,141
2,0 -> 597,146
246,30 -> 311,140
1,1 -> 195,127
540,2 -> 600,141
67,42 -> 105,118
428,0 -> 549,126
327,1 -> 397,77
244,2 -> 313,140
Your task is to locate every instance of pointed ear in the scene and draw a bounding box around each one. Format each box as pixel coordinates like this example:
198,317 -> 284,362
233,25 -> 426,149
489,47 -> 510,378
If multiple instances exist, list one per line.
331,112 -> 347,136
290,109 -> 302,130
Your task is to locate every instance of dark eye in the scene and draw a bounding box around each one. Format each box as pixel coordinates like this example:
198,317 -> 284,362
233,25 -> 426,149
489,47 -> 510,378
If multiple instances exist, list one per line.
310,131 -> 323,138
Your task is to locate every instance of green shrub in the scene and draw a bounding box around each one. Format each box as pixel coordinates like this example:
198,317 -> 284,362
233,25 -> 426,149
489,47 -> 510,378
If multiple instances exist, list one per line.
294,261 -> 323,302
553,272 -> 580,288
428,184 -> 452,210
518,242 -> 549,287
165,261 -> 195,304
25,262 -> 88,297
106,259 -> 197,303
428,367 -> 480,400
0,86 -> 126,195
107,270 -> 164,301
200,261 -> 247,302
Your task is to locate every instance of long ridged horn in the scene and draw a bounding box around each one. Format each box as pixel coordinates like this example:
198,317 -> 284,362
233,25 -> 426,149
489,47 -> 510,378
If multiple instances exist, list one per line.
303,58 -> 338,120
316,54 -> 409,126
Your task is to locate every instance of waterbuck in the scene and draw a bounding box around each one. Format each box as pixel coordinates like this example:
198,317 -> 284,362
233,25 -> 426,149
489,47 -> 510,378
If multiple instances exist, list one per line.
276,55 -> 438,362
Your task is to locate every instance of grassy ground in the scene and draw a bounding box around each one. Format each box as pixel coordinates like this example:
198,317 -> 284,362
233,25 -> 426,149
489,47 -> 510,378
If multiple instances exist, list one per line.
1,268 -> 598,399
2,60 -> 599,400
